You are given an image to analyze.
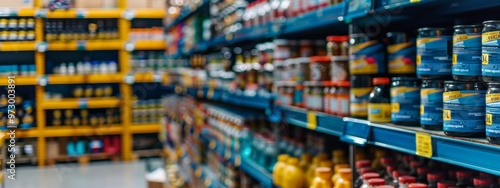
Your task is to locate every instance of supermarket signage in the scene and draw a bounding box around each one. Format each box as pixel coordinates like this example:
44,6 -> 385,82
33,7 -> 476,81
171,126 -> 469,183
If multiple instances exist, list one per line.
415,132 -> 433,158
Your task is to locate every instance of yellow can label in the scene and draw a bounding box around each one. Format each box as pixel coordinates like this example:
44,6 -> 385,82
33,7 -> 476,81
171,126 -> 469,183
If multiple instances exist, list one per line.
486,93 -> 500,104
482,31 -> 500,43
368,103 -> 391,123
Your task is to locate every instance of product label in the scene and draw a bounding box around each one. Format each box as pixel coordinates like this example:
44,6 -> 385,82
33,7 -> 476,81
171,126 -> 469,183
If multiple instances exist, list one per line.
482,31 -> 500,77
453,33 -> 482,76
391,86 -> 420,122
421,88 -> 444,125
443,90 -> 486,133
388,42 -> 416,74
486,93 -> 500,137
339,95 -> 350,115
330,96 -> 338,114
350,87 -> 373,117
294,90 -> 304,106
416,36 -> 453,76
368,103 -> 391,122
349,40 -> 386,74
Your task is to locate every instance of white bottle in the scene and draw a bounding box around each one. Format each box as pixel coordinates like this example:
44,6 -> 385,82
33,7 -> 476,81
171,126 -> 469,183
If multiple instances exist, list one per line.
100,61 -> 109,74
92,62 -> 99,74
83,61 -> 92,75
67,62 -> 76,75
108,61 -> 117,74
59,63 -> 67,75
76,61 -> 84,75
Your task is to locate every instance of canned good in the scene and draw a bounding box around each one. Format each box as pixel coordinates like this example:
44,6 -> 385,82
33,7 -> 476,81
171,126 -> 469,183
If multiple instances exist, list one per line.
331,56 -> 349,82
452,25 -> 482,81
486,82 -> 500,143
349,33 -> 386,75
482,20 -> 500,82
273,39 -> 291,60
391,77 -> 421,126
324,82 -> 337,115
294,85 -> 305,107
421,80 -> 445,130
309,56 -> 331,81
443,81 -> 486,137
326,35 -> 349,56
295,57 -> 310,82
387,32 -> 416,75
337,81 -> 351,117
350,75 -> 373,119
416,27 -> 453,79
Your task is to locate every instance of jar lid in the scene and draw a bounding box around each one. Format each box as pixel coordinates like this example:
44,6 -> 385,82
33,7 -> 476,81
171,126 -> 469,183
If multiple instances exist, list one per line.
409,183 -> 428,188
356,160 -> 371,168
427,172 -> 445,181
398,176 -> 417,184
456,170 -> 475,178
368,178 -> 386,186
310,56 -> 331,63
360,167 -> 376,174
337,81 -> 351,87
453,24 -> 482,29
362,173 -> 380,180
373,77 -> 390,85
418,27 -> 448,32
381,157 -> 395,165
326,35 -> 349,42
437,180 -> 457,188
392,170 -> 408,178
473,177 -> 494,186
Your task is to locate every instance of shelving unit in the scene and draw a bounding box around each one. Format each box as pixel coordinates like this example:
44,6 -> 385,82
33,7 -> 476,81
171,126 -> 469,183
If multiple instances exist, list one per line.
0,0 -> 166,167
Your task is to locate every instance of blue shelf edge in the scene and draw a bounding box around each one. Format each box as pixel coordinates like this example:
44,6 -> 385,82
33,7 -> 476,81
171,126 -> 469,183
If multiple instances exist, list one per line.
166,0 -> 210,30
281,106 -> 500,175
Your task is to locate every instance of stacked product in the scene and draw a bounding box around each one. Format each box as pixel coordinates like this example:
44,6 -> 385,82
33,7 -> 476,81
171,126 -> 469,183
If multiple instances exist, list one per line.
132,98 -> 163,124
47,109 -> 120,127
44,19 -> 119,41
0,64 -> 36,76
50,60 -> 118,75
130,51 -> 168,73
0,18 -> 35,41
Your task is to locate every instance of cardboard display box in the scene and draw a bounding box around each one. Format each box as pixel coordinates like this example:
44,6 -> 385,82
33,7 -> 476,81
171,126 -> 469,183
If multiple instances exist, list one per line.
0,0 -> 35,8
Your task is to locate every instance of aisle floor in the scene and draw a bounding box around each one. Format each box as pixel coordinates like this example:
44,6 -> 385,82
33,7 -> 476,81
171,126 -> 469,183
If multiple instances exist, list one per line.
6,159 -> 163,188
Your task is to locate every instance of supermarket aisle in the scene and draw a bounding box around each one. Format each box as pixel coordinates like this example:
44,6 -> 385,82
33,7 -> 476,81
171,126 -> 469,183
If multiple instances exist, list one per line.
7,159 -> 163,188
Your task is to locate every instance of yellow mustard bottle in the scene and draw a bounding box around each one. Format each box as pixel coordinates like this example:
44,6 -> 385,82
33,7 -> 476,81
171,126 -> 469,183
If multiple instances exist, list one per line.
300,153 -> 313,172
334,168 -> 352,188
310,167 -> 333,188
319,160 -> 334,170
282,157 -> 305,188
306,153 -> 329,187
273,154 -> 290,187
332,150 -> 348,166
332,164 -> 349,185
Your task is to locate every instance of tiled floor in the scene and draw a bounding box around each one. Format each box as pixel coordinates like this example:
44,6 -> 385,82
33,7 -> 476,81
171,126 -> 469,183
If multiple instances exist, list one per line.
6,159 -> 163,188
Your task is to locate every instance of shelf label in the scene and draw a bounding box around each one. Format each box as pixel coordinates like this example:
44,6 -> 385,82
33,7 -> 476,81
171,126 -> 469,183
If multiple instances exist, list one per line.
78,98 -> 88,109
36,42 -> 47,52
123,10 -> 135,20
38,76 -> 47,86
234,155 -> 241,167
76,9 -> 87,18
153,73 -> 162,83
124,74 -> 135,84
77,41 -> 86,50
207,88 -> 215,99
125,42 -> 135,52
306,111 -> 317,130
410,0 -> 420,3
35,9 -> 47,18
415,132 -> 433,158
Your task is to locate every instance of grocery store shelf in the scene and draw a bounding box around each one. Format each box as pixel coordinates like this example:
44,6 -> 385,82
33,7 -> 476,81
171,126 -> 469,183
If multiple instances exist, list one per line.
281,105 -> 500,176
0,76 -> 37,86
43,9 -> 123,18
166,0 -> 209,29
0,8 -> 37,17
133,40 -> 166,50
0,41 -> 36,51
132,9 -> 165,19
41,98 -> 121,109
1,129 -> 40,138
44,125 -> 123,137
131,123 -> 161,134
200,165 -> 227,188
47,40 -> 122,51
282,3 -> 345,35
133,73 -> 163,83
179,86 -> 274,110
47,74 -> 123,84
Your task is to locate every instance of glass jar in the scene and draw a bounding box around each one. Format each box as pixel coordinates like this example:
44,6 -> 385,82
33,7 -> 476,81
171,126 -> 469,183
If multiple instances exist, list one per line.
351,75 -> 373,119
421,80 -> 445,130
332,56 -> 350,82
416,27 -> 453,79
452,25 -> 482,81
482,20 -> 500,82
368,77 -> 391,123
349,33 -> 386,75
486,82 -> 500,144
386,32 -> 416,76
391,77 -> 421,126
310,56 -> 331,81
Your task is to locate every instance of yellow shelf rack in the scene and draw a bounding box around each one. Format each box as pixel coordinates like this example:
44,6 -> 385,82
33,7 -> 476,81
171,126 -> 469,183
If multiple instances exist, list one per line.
41,98 -> 121,109
44,126 -> 123,137
43,9 -> 123,18
3,129 -> 41,138
133,40 -> 166,50
132,9 -> 166,18
47,40 -> 123,51
131,123 -> 161,134
48,74 -> 123,84
0,41 -> 37,51
0,8 -> 37,17
0,76 -> 38,86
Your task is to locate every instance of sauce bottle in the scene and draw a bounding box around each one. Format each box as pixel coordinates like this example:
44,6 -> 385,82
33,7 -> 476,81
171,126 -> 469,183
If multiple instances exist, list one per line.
310,167 -> 334,188
427,172 -> 445,188
368,77 -> 391,123
282,157 -> 305,188
399,176 -> 417,188
335,168 -> 353,188
332,164 -> 350,185
273,154 -> 289,187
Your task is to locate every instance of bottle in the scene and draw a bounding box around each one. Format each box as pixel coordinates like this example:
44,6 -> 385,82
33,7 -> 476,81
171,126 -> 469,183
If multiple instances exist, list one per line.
473,177 -> 493,188
282,157 -> 305,188
332,150 -> 348,166
360,173 -> 381,188
300,153 -> 313,172
368,77 -> 391,123
354,160 -> 373,188
437,181 -> 457,188
307,154 -> 329,187
428,172 -> 445,188
399,176 -> 417,188
417,167 -> 430,183
334,168 -> 353,188
385,165 -> 398,183
355,168 -> 377,188
273,154 -> 289,187
368,178 -> 386,188
390,170 -> 409,187
456,170 -> 475,188
332,164 -> 350,185
310,167 -> 333,188
409,183 -> 429,188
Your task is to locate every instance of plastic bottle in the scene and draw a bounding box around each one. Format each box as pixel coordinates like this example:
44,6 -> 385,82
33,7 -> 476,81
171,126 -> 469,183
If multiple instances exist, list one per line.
427,172 -> 445,188
335,168 -> 353,188
360,173 -> 381,188
473,177 -> 493,188
409,183 -> 429,188
389,170 -> 409,187
310,167 -> 334,188
384,165 -> 398,184
273,154 -> 290,187
399,176 -> 417,188
307,154 -> 329,186
332,150 -> 348,166
282,157 -> 305,188
332,164 -> 350,185
368,178 -> 386,188
355,160 -> 373,188
300,153 -> 313,172
456,170 -> 475,188
368,77 -> 392,123
355,167 -> 377,188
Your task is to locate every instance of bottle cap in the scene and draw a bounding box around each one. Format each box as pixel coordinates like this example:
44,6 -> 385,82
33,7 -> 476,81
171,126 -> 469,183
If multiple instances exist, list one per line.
392,170 -> 408,178
362,172 -> 380,180
427,172 -> 445,181
334,164 -> 349,172
398,175 -> 416,184
356,160 -> 371,168
337,81 -> 351,87
310,56 -> 331,63
479,172 -> 494,178
278,154 -> 289,162
456,170 -> 475,178
379,186 -> 395,188
381,157 -> 395,165
437,180 -> 456,188
386,165 -> 397,174
473,177 -> 494,186
373,77 -> 390,85
409,183 -> 428,188
417,167 -> 430,175
368,178 -> 385,186
410,161 -> 423,167
447,170 -> 456,179
287,157 -> 299,165
360,167 -> 376,174
315,167 -> 332,176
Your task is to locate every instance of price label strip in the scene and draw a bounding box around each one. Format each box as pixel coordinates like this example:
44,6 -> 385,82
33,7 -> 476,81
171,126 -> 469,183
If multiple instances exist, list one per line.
415,132 -> 433,158
306,111 -> 317,130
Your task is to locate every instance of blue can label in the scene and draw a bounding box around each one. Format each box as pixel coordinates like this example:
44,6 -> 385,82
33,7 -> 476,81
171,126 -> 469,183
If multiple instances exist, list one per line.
388,42 -> 416,74
350,40 -> 386,75
391,86 -> 420,122
294,89 -> 303,105
443,90 -> 486,133
482,31 -> 500,77
453,33 -> 482,76
421,88 -> 444,125
417,36 -> 453,76
486,93 -> 500,137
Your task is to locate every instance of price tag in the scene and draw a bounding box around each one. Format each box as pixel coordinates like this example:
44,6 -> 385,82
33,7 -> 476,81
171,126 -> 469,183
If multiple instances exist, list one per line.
123,10 -> 135,20
234,155 -> 241,167
207,88 -> 215,99
38,76 -> 47,86
410,0 -> 420,3
125,42 -> 135,52
306,111 -> 317,130
78,98 -> 88,109
36,42 -> 47,52
415,132 -> 432,158
124,74 -> 135,84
